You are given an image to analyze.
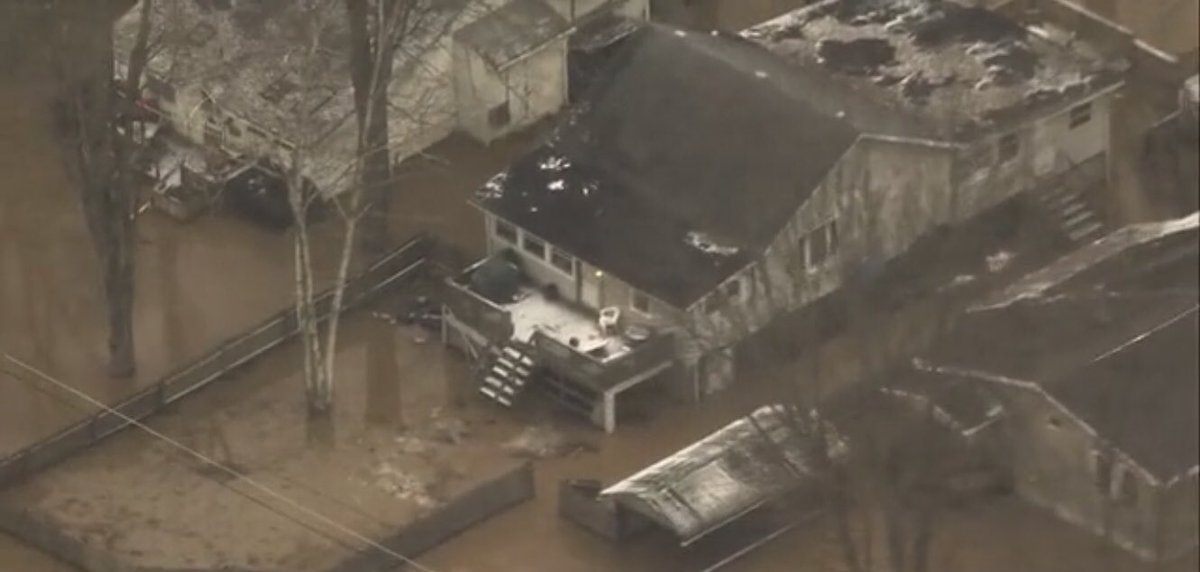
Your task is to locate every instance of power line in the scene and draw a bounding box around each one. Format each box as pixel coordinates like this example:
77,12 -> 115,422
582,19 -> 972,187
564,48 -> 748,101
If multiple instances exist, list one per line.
1,353 -> 442,572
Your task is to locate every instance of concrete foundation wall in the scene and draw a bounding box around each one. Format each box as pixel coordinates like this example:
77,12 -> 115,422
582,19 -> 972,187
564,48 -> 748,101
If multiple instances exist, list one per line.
0,462 -> 534,572
324,462 -> 535,572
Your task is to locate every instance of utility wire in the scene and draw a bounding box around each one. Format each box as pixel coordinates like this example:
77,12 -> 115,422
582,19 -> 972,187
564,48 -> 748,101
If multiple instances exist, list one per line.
1,353 -> 442,572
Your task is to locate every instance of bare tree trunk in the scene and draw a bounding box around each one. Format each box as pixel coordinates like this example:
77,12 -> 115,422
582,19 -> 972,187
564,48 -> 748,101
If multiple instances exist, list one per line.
366,315 -> 401,427
49,0 -> 155,379
346,0 -> 400,259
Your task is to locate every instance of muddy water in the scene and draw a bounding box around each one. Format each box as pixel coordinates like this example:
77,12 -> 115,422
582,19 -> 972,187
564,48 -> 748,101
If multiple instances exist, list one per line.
0,86 -> 349,457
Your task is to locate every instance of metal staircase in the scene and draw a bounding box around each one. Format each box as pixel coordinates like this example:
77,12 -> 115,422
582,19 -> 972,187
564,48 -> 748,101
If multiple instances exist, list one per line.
479,343 -> 537,407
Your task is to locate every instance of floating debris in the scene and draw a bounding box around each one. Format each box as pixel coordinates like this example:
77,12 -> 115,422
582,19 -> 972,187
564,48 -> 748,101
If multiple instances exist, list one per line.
539,155 -> 570,172
547,179 -> 566,191
987,250 -> 1014,273
685,231 -> 740,256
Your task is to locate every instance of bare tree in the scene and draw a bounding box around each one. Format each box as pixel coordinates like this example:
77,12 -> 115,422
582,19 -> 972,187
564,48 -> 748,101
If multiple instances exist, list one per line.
287,1 -> 467,424
47,0 -> 158,378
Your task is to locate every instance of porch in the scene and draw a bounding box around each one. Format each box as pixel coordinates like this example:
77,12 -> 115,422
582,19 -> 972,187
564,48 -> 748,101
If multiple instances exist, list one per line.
441,257 -> 675,433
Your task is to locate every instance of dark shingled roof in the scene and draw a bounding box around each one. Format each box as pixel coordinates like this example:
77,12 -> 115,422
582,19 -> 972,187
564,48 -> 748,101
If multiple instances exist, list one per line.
924,230 -> 1200,480
454,0 -> 569,70
1048,310 -> 1199,480
476,24 -> 859,307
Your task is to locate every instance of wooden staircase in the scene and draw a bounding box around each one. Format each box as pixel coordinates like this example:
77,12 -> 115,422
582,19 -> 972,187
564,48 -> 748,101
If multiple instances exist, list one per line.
479,343 -> 536,408
1032,154 -> 1109,245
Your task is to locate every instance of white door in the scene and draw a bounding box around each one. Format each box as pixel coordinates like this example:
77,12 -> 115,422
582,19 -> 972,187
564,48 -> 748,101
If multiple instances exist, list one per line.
579,268 -> 601,310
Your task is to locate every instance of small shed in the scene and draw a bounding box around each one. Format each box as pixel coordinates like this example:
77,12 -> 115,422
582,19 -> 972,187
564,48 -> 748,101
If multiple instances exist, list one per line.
600,404 -> 830,545
452,0 -> 571,144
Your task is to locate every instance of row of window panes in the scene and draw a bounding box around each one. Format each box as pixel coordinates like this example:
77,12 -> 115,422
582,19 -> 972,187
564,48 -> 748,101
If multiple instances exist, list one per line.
494,219 -> 575,276
973,102 -> 1092,168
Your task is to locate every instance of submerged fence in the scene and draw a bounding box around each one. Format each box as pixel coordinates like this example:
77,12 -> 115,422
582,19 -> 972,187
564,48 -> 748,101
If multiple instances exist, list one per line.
0,234 -> 431,487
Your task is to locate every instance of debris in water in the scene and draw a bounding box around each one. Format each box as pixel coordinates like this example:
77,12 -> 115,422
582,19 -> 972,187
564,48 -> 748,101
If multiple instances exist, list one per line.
548,179 -> 566,191
539,155 -> 570,172
503,425 -> 594,459
987,250 -> 1013,273
685,231 -> 739,256
372,462 -> 436,508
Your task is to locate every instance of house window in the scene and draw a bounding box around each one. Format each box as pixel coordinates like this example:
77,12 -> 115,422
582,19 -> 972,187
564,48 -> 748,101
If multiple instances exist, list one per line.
522,234 -> 546,259
631,291 -> 651,314
998,133 -> 1019,164
1113,466 -> 1138,505
1092,450 -> 1111,492
550,247 -> 574,275
803,219 -> 839,271
1068,102 -> 1092,129
488,100 -> 511,128
494,218 -> 518,244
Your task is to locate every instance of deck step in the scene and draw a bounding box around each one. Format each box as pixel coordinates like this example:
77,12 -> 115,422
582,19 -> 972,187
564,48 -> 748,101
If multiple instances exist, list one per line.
1058,200 -> 1087,218
1063,209 -> 1096,230
1067,221 -> 1105,242
480,386 -> 512,407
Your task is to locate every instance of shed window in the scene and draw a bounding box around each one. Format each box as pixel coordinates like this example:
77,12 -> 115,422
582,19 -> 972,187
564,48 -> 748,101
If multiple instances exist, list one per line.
998,133 -> 1019,163
522,234 -> 546,259
550,247 -> 574,275
1113,466 -> 1138,505
494,218 -> 517,244
631,291 -> 651,314
488,100 -> 511,128
1068,102 -> 1092,129
1092,450 -> 1111,492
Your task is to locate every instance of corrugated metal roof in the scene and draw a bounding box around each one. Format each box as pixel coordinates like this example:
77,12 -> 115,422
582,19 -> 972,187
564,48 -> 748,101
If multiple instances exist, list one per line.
600,404 -> 828,544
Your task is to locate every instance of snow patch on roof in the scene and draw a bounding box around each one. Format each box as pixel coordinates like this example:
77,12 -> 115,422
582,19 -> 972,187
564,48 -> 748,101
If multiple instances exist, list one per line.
685,231 -> 740,256
478,172 -> 508,200
538,155 -> 571,171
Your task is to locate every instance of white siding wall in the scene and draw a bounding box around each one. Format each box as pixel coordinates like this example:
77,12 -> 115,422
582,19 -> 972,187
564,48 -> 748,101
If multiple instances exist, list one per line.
955,92 -> 1115,220
453,39 -> 568,145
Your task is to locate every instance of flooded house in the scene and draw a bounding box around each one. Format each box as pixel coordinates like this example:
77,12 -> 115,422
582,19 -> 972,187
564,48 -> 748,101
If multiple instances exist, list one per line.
112,0 -> 647,198
444,0 -> 1125,429
890,212 -> 1199,561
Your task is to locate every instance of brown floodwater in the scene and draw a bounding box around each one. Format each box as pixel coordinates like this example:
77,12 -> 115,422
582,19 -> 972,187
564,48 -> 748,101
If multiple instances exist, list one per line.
1,0 -> 1196,569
